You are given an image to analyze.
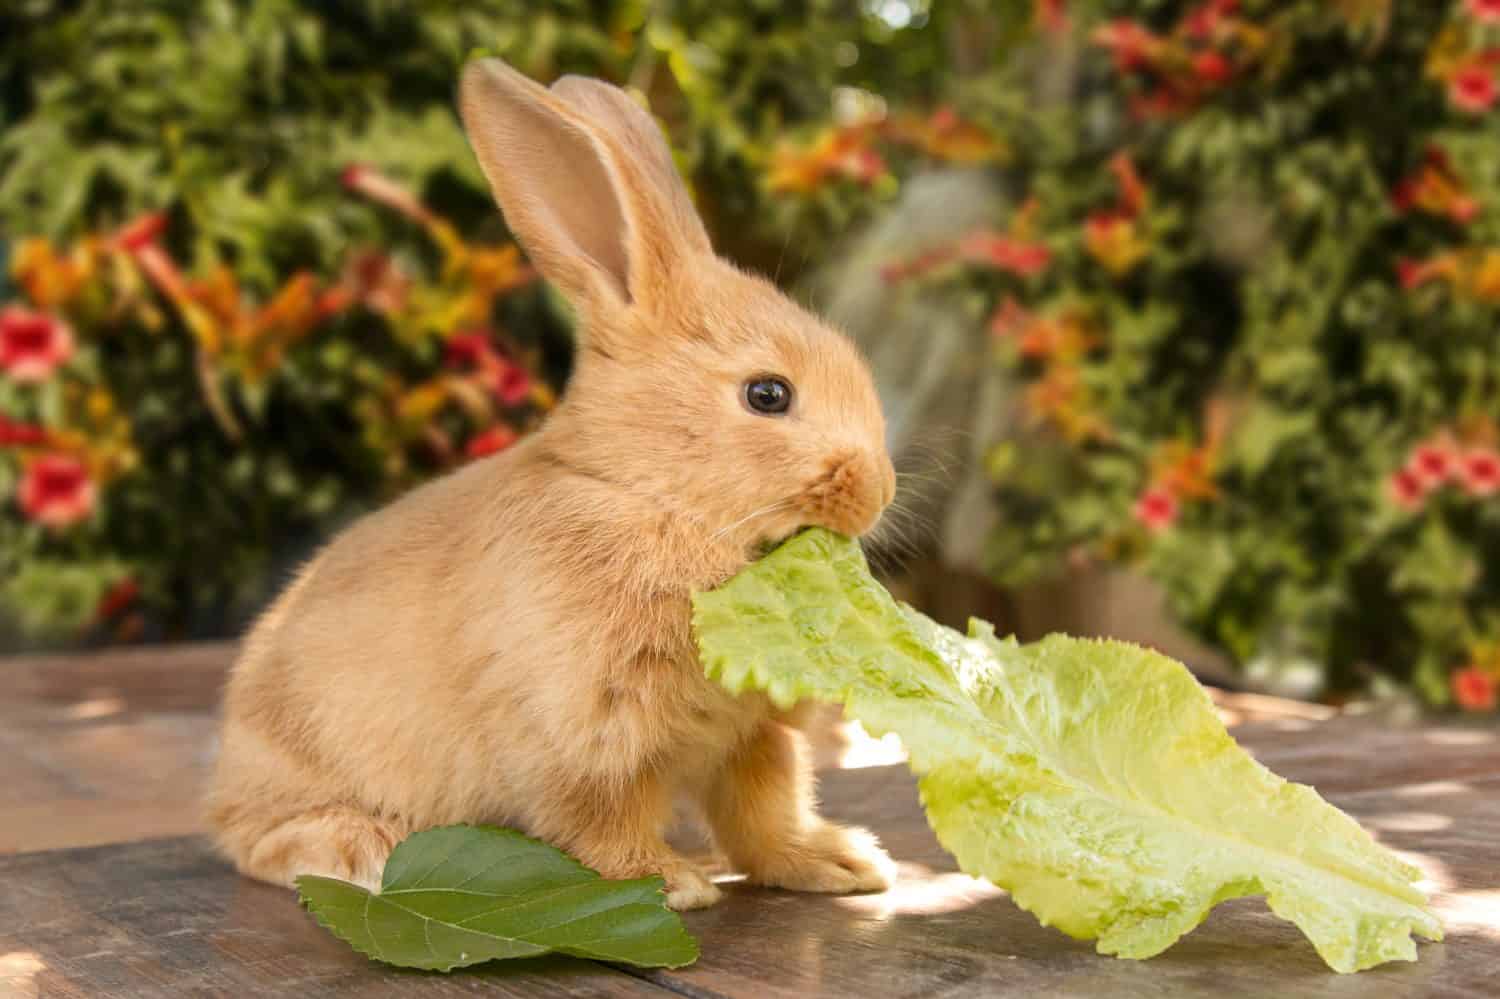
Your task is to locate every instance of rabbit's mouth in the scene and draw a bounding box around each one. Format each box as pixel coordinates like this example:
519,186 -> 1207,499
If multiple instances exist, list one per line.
797,450 -> 895,539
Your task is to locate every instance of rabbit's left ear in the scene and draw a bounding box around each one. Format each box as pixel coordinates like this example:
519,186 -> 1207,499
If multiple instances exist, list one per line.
550,75 -> 712,264
459,59 -> 709,317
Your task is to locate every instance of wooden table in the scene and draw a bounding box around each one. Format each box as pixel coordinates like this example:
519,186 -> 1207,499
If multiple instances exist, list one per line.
2,644 -> 1497,997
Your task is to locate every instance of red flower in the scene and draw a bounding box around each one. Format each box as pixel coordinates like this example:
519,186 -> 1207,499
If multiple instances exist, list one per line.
1408,437 -> 1458,486
446,331 -> 534,407
96,577 -> 141,620
114,212 -> 170,252
1093,20 -> 1160,72
1449,64 -> 1497,113
958,233 -> 1052,277
1452,667 -> 1497,712
1458,447 -> 1500,497
849,148 -> 887,187
0,306 -> 75,383
0,415 -> 48,447
1192,50 -> 1234,85
492,363 -> 533,407
444,330 -> 495,369
1466,0 -> 1500,23
1397,255 -> 1459,290
466,425 -> 519,459
1129,86 -> 1192,121
1034,0 -> 1067,33
1133,486 -> 1179,532
17,453 -> 95,528
1184,0 -> 1238,39
1387,467 -> 1428,512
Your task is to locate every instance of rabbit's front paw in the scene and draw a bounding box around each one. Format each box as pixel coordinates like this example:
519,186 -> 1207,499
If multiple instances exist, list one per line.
744,822 -> 894,894
662,864 -> 723,911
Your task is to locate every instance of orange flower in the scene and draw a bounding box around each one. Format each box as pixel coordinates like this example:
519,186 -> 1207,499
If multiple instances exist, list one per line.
0,306 -> 75,383
10,238 -> 98,309
1086,154 -> 1150,275
994,307 -> 1098,362
1452,667 -> 1497,712
891,107 -> 1004,164
1023,366 -> 1110,442
17,453 -> 96,528
1085,213 -> 1148,276
1469,250 -> 1500,302
1152,441 -> 1220,502
1109,154 -> 1148,217
1392,147 -> 1479,224
767,125 -> 887,194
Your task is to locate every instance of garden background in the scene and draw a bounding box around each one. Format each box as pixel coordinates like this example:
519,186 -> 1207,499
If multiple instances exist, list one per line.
2,0 -> 1498,714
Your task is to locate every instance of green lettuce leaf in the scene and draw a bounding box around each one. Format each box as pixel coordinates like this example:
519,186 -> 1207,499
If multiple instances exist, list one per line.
692,529 -> 1441,973
298,825 -> 699,971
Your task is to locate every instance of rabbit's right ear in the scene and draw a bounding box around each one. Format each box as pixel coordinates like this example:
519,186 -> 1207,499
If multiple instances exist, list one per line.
459,59 -> 706,316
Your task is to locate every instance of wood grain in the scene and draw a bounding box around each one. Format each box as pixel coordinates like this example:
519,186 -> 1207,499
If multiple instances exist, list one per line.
0,838 -> 667,998
1,644 -> 1496,996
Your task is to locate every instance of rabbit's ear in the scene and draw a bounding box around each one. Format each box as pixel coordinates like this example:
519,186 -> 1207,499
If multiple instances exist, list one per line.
459,59 -> 708,314
549,74 -> 711,261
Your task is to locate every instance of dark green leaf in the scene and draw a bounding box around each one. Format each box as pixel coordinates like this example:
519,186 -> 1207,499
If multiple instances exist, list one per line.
297,825 -> 699,972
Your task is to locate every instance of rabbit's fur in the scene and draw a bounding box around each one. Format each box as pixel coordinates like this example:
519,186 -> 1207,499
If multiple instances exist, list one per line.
206,59 -> 897,910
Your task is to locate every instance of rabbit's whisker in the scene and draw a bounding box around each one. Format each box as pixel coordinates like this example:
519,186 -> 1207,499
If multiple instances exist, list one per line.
709,497 -> 796,544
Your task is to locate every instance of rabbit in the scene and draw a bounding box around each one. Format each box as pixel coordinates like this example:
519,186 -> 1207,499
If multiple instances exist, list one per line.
205,57 -> 897,911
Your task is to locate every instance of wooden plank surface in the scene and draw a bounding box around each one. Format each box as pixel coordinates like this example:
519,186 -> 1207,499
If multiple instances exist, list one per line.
3,744 -> 1496,997
0,643 -> 231,854
653,764 -> 1500,999
0,837 -> 667,998
2,644 -> 1497,997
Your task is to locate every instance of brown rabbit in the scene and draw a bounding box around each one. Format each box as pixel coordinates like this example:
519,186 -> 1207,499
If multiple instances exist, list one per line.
205,58 -> 897,910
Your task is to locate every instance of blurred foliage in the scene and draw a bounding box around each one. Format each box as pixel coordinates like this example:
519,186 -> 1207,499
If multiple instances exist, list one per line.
3,0 -> 1498,713
854,0 -> 1500,709
0,0 -> 978,643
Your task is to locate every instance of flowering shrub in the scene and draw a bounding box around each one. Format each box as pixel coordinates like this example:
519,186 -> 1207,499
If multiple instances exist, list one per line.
772,0 -> 1500,709
0,171 -> 546,642
0,1 -> 965,644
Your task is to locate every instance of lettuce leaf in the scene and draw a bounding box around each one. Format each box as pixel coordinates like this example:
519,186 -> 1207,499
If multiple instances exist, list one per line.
692,529 -> 1441,973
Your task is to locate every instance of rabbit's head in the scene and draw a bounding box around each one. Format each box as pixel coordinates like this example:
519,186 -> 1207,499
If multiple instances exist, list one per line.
460,60 -> 894,552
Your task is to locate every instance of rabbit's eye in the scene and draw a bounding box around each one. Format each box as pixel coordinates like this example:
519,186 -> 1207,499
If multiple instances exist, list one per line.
744,376 -> 793,416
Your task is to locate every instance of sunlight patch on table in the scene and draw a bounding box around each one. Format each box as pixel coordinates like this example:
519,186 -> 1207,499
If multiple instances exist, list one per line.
0,951 -> 45,998
836,862 -> 1002,918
